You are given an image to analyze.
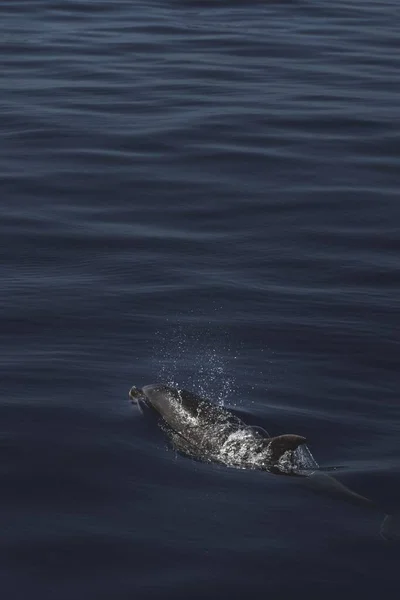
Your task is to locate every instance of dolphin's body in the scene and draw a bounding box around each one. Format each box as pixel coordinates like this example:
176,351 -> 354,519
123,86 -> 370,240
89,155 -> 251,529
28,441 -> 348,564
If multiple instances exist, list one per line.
130,384 -> 311,474
130,384 -> 397,540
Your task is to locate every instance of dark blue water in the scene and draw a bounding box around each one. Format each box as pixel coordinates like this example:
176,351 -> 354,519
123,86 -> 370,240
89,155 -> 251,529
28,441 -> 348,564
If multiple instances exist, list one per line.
1,1 -> 400,597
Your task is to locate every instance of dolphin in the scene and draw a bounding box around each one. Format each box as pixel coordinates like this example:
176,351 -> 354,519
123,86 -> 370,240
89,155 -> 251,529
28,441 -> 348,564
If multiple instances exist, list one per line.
129,384 -> 397,540
130,384 -> 307,473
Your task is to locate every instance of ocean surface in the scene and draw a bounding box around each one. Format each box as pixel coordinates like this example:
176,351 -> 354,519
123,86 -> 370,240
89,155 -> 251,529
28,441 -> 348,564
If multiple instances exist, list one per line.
1,0 -> 400,598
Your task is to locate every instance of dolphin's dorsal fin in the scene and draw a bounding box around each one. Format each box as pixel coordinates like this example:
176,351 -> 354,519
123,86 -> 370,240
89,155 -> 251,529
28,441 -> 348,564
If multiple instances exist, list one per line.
268,434 -> 306,462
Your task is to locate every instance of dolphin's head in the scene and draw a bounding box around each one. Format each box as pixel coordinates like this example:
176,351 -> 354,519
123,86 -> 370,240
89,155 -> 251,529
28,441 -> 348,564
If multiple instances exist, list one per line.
129,384 -> 180,417
141,384 -> 179,414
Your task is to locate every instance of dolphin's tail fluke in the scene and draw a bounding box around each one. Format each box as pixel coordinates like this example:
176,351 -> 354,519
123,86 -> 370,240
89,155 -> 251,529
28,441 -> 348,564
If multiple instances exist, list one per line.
380,514 -> 400,542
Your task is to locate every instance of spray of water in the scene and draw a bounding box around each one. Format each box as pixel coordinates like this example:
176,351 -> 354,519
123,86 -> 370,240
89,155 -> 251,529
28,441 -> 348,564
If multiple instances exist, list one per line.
154,325 -> 235,405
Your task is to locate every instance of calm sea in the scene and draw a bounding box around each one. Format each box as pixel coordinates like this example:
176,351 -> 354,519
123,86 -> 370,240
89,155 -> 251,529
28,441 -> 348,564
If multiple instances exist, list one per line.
1,1 -> 400,598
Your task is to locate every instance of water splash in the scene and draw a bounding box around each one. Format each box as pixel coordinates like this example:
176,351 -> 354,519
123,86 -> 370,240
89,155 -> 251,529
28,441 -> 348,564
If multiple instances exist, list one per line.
154,326 -> 235,405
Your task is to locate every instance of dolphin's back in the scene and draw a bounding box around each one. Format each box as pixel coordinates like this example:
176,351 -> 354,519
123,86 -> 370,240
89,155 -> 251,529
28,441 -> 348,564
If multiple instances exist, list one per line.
142,384 -> 246,448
